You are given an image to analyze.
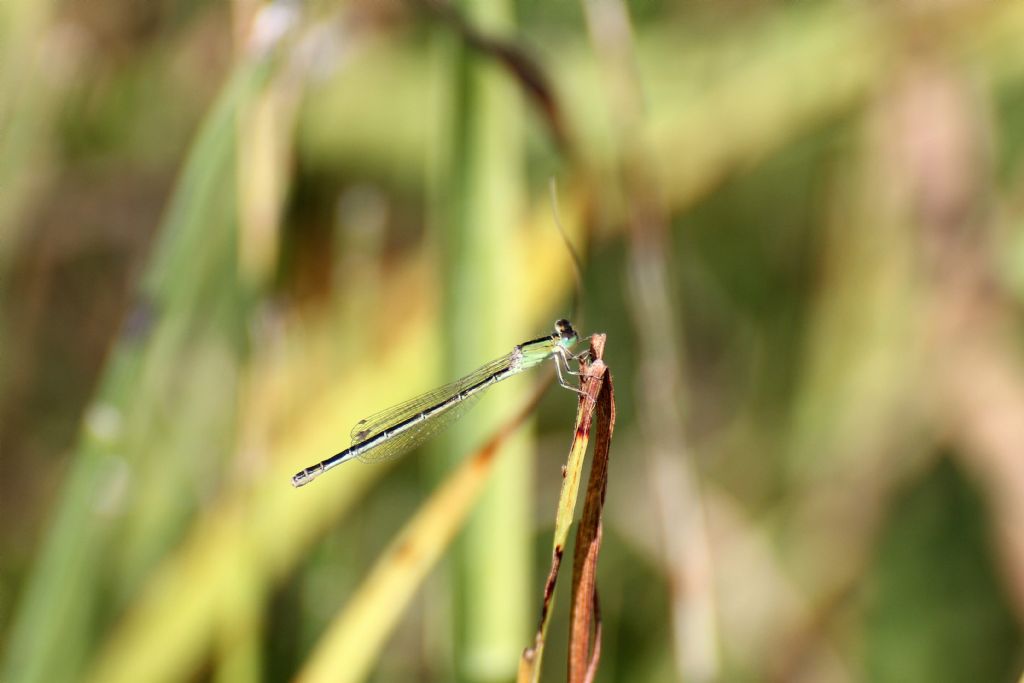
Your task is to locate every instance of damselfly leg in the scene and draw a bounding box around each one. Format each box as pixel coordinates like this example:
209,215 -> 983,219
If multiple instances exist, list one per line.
553,346 -> 588,396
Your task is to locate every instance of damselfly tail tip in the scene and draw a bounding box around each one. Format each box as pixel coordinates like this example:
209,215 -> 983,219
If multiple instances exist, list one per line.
291,465 -> 322,488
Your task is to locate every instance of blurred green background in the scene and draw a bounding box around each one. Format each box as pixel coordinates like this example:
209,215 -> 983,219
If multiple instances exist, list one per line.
2,0 -> 1024,681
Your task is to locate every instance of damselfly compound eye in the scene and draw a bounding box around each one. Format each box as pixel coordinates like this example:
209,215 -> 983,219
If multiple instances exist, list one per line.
555,319 -> 576,339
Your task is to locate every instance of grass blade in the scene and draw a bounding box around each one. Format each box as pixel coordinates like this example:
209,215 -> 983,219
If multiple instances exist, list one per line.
519,335 -> 608,683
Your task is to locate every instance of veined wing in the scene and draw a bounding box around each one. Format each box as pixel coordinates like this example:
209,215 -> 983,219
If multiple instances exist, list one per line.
354,391 -> 485,463
348,351 -> 514,451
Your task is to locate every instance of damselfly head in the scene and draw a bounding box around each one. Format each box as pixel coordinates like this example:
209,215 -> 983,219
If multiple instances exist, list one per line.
554,319 -> 578,347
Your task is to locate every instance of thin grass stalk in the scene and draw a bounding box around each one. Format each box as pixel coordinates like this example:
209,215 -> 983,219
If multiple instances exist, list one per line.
437,0 -> 529,679
209,32 -> 310,677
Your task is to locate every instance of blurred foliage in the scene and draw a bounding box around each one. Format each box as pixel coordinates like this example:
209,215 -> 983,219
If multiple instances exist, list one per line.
2,0 -> 1024,682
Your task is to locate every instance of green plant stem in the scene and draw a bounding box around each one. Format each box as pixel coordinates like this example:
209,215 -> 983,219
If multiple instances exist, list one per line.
437,1 -> 530,680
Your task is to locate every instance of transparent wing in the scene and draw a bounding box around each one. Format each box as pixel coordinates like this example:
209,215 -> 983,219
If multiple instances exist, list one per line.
349,351 -> 515,446
355,391 -> 484,463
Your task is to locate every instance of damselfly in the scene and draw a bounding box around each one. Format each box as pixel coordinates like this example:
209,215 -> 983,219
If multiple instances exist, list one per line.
291,319 -> 588,487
